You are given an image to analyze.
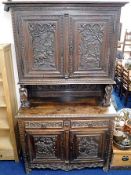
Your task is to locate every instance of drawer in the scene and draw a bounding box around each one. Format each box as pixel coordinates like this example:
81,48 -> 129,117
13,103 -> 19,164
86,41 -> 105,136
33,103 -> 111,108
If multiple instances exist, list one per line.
71,120 -> 109,128
0,150 -> 14,160
112,153 -> 131,167
24,120 -> 63,129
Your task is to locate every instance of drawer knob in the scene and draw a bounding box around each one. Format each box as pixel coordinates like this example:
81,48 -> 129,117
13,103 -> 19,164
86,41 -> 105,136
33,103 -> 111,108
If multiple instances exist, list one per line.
0,154 -> 2,158
122,156 -> 129,161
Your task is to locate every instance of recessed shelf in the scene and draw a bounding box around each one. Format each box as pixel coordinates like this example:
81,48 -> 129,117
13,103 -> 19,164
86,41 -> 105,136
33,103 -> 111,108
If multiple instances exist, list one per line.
0,96 -> 6,107
0,118 -> 9,130
0,131 -> 13,150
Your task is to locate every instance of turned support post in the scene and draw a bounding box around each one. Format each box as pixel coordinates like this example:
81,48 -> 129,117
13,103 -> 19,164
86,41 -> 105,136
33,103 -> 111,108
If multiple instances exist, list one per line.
102,85 -> 113,106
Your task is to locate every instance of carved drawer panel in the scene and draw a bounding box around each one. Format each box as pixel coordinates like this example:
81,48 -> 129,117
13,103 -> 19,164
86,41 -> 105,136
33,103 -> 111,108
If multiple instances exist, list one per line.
69,130 -> 108,163
24,120 -> 63,129
25,130 -> 65,163
71,120 -> 109,128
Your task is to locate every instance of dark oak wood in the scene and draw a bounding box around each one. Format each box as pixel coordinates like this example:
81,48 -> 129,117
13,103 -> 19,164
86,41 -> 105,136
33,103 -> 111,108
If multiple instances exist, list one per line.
3,1 -> 127,107
8,4 -> 120,84
17,100 -> 115,173
4,1 -> 126,173
4,0 -> 127,107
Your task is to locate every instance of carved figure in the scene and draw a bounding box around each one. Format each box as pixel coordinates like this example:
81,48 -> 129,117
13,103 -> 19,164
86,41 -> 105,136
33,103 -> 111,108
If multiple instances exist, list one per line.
103,85 -> 113,106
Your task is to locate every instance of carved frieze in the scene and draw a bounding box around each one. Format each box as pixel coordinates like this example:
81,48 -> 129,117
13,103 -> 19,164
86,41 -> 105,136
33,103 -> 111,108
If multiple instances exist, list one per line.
71,120 -> 109,128
31,162 -> 103,171
25,121 -> 63,128
29,84 -> 102,91
78,23 -> 104,70
28,23 -> 56,70
77,136 -> 99,157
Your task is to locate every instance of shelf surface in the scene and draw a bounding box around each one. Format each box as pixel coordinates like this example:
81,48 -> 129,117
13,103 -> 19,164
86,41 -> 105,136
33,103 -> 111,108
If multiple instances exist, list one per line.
0,96 -> 6,107
0,132 -> 13,150
0,118 -> 9,130
17,99 -> 116,118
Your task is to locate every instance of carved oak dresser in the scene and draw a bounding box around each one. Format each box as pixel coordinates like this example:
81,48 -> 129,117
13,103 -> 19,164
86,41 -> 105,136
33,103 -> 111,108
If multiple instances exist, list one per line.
4,0 -> 126,173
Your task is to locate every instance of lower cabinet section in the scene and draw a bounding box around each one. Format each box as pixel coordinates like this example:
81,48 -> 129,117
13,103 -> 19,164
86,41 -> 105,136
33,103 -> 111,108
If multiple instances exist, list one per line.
17,117 -> 114,173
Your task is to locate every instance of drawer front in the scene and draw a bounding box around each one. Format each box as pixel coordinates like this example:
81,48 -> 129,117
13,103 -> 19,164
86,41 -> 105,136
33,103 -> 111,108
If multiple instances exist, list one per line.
112,153 -> 131,167
0,150 -> 14,160
71,120 -> 109,128
24,120 -> 63,129
24,119 -> 110,129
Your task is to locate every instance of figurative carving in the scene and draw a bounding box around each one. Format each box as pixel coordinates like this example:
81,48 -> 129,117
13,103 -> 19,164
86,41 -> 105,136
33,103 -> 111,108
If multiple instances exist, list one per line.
78,24 -> 104,69
28,23 -> 56,70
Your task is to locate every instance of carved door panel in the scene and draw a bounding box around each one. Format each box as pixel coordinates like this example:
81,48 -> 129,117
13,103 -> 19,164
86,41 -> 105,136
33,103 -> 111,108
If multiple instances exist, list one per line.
16,11 -> 64,81
25,130 -> 65,163
69,13 -> 115,80
69,130 -> 107,163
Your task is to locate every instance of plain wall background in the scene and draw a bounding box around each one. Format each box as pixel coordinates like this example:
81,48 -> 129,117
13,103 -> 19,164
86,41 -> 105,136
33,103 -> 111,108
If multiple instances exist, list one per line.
0,0 -> 131,107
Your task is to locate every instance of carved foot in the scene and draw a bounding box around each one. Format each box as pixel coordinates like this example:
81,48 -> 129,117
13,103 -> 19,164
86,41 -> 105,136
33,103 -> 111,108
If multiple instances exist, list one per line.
102,85 -> 113,107
25,166 -> 32,174
103,166 -> 109,172
19,86 -> 30,108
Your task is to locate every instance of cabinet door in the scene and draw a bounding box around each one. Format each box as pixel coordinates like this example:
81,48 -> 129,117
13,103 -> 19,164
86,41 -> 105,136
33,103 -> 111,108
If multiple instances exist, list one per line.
69,130 -> 107,163
69,12 -> 115,81
15,11 -> 64,81
25,130 -> 65,163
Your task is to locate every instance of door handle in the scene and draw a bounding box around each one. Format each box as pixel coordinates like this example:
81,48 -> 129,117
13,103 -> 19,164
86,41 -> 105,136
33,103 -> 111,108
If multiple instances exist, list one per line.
122,156 -> 129,161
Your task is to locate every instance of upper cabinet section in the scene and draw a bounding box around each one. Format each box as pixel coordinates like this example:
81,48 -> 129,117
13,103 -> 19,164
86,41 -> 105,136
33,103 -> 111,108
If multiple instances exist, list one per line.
4,1 -> 127,85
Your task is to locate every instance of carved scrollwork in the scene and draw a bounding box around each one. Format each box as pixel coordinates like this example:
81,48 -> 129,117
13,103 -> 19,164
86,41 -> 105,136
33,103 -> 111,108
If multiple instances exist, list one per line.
71,120 -> 109,128
28,23 -> 56,70
78,23 -> 104,70
31,162 -> 103,171
25,121 -> 63,128
29,84 -> 101,91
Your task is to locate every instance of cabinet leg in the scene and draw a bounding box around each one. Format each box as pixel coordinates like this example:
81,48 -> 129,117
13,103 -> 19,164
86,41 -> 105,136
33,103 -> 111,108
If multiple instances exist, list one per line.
25,166 -> 32,174
103,166 -> 109,172
19,86 -> 30,108
102,85 -> 113,106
